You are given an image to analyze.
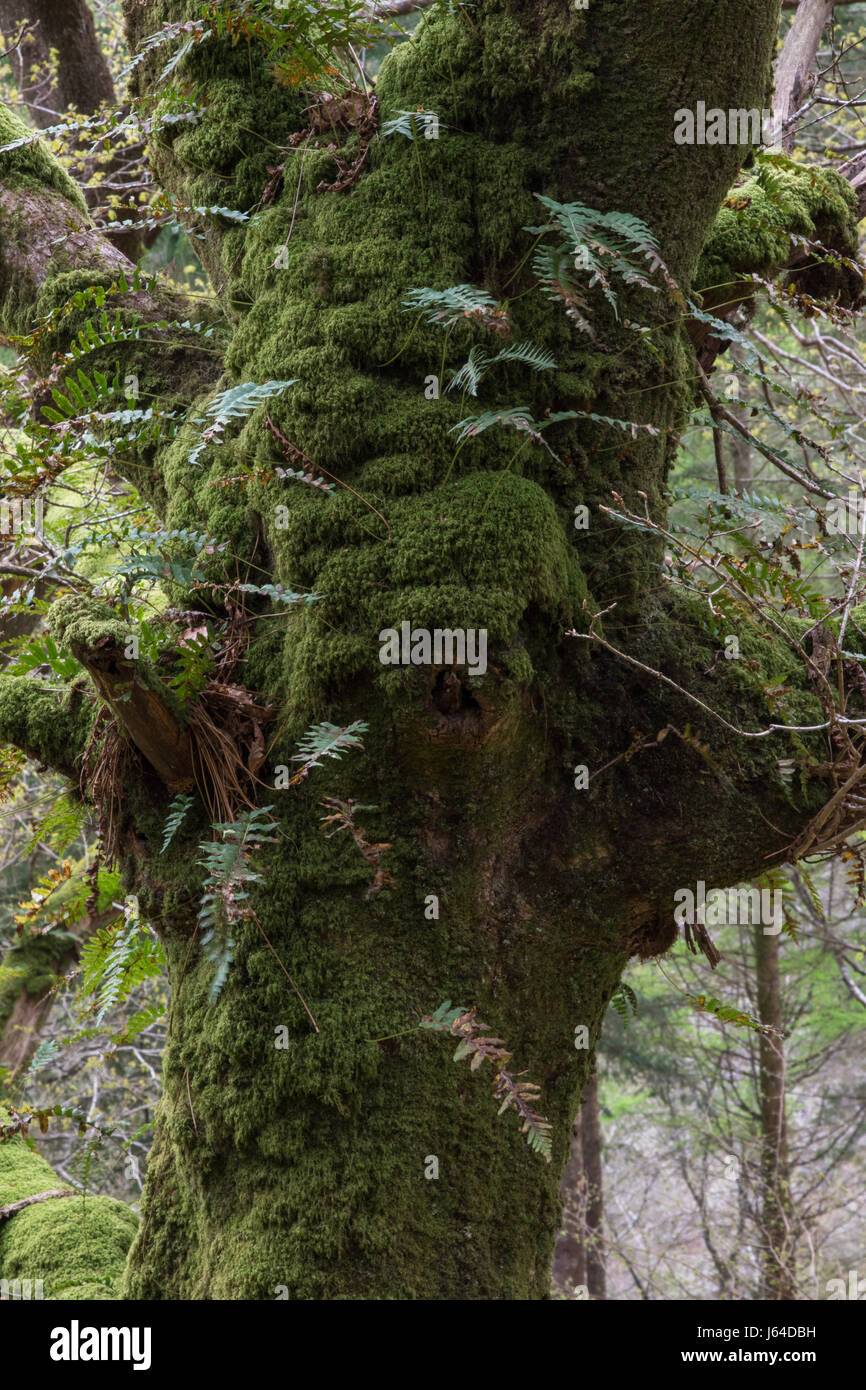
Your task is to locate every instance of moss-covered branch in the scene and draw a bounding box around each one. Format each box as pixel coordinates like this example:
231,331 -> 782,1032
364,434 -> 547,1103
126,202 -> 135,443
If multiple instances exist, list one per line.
691,161 -> 862,370
48,596 -> 195,792
0,676 -> 96,780
0,99 -> 222,415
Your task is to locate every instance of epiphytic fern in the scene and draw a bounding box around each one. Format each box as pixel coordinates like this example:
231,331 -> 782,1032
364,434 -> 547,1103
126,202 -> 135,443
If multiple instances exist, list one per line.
319,797 -> 393,898
402,284 -> 510,336
196,806 -> 279,1003
189,379 -> 297,464
289,720 -> 368,785
447,341 -> 556,397
78,896 -> 164,1026
161,793 -> 196,854
527,195 -> 683,327
609,981 -> 638,1023
686,993 -> 770,1034
420,1001 -> 553,1161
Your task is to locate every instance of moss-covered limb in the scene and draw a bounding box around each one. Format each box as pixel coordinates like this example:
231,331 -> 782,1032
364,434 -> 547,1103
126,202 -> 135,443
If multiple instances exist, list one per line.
0,98 -> 223,412
0,675 -> 97,780
567,587 -> 838,947
0,598 -> 189,793
692,160 -> 862,369
48,595 -> 195,793
121,0 -> 311,300
0,1134 -> 137,1299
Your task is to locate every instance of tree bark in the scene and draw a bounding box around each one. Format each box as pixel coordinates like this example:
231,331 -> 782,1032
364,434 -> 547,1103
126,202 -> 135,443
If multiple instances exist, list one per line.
552,1105 -> 588,1297
581,1070 -> 606,1299
553,1069 -> 605,1298
754,924 -> 797,1299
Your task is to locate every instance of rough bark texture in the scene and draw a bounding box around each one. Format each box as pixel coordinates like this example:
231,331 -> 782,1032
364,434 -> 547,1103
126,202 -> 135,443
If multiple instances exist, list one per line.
0,0 -> 861,1299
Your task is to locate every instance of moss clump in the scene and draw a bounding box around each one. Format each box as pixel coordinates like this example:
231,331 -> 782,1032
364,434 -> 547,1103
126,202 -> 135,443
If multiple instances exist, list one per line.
0,1133 -> 137,1299
48,594 -> 135,654
0,105 -> 86,211
697,161 -> 860,303
0,678 -> 95,779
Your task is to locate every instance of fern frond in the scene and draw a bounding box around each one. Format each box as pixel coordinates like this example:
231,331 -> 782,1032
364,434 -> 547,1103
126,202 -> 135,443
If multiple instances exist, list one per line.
609,981 -> 638,1022
403,284 -> 509,335
161,793 -> 195,854
78,898 -> 164,1026
195,807 -> 279,1003
447,341 -> 556,397
190,379 -> 297,464
289,720 -> 368,784
421,1001 -> 553,1162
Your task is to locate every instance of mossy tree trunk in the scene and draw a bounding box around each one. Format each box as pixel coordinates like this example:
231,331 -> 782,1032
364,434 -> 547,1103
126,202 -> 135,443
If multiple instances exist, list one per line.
0,0 -> 859,1298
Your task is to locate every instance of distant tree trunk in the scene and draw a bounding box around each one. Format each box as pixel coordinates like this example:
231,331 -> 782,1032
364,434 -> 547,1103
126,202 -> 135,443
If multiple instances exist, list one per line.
553,1102 -> 588,1296
553,1069 -> 605,1298
754,923 -> 797,1298
0,0 -> 115,127
727,347 -> 754,492
0,0 -> 144,258
582,1071 -> 606,1299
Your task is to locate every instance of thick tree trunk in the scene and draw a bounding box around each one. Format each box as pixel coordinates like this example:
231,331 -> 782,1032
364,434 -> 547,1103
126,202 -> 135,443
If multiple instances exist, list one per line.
115,0 -> 792,1301
0,0 -> 859,1299
0,0 -> 145,257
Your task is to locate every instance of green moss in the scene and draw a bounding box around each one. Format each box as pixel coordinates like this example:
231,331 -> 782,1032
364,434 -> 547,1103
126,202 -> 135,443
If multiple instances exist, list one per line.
697,160 -> 860,303
0,678 -> 95,779
48,594 -> 135,653
0,1133 -> 137,1299
3,0 -> 839,1301
117,0 -> 834,1301
0,105 -> 86,211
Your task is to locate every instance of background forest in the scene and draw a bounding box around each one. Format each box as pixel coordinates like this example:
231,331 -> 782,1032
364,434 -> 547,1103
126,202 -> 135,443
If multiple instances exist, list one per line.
0,0 -> 865,1302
